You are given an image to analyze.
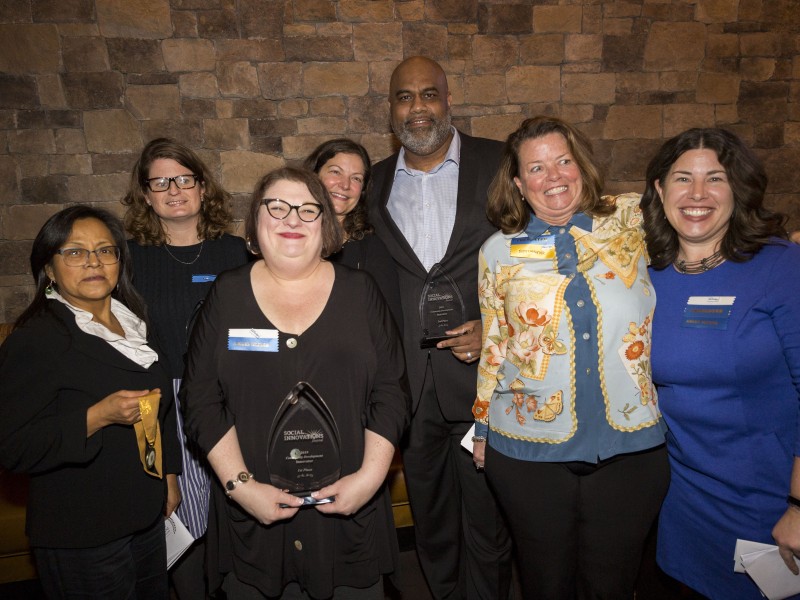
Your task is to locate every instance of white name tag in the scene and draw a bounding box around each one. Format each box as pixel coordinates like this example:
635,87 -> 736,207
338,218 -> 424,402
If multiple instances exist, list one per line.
687,296 -> 736,306
228,328 -> 279,352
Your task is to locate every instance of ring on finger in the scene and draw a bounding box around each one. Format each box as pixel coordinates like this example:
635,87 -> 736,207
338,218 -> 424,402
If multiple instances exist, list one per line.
466,352 -> 472,359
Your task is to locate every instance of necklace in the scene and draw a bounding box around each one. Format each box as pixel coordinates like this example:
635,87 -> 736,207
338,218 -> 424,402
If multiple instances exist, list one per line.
673,250 -> 725,274
163,240 -> 204,265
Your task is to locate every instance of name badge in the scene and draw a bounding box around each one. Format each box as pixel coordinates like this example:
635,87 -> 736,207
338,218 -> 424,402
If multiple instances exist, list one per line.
681,296 -> 735,330
228,328 -> 279,352
510,235 -> 556,259
192,274 -> 216,283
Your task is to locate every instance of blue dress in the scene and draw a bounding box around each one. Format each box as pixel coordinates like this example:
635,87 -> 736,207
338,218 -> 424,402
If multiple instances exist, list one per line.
650,241 -> 800,599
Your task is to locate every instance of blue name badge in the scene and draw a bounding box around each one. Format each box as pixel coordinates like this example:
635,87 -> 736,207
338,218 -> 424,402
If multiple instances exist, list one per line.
510,235 -> 556,259
681,296 -> 735,330
228,328 -> 279,352
192,274 -> 216,283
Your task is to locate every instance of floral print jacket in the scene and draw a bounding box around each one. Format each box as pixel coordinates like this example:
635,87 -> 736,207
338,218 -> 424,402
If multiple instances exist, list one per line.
472,194 -> 665,460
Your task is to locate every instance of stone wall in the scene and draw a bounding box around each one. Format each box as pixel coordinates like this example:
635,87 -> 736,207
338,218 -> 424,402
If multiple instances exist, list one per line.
1,0 -> 798,321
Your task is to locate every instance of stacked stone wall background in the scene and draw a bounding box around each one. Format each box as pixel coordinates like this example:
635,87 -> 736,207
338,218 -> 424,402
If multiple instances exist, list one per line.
0,0 -> 798,321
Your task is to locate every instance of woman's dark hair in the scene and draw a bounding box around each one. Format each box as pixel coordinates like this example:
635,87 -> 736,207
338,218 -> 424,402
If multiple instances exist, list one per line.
641,127 -> 787,269
16,205 -> 147,328
487,116 -> 612,233
245,167 -> 344,259
122,137 -> 233,245
303,138 -> 373,241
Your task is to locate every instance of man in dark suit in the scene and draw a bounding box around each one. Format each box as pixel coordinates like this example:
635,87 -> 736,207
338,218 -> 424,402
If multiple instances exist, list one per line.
369,56 -> 513,599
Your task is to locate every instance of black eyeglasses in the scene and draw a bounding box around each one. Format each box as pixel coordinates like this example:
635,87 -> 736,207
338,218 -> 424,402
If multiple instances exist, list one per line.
261,199 -> 323,222
56,246 -> 121,267
145,174 -> 199,193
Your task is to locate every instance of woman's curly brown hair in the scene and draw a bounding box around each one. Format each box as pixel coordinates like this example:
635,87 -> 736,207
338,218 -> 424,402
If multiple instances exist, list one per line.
303,138 -> 373,241
122,138 -> 233,245
641,128 -> 787,269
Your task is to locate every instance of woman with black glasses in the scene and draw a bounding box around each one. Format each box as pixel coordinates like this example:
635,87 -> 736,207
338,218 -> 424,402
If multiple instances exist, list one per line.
0,206 -> 181,599
181,167 -> 409,599
122,138 -> 250,598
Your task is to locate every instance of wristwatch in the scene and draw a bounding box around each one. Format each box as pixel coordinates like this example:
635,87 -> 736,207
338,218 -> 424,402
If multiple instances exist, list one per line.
225,471 -> 254,496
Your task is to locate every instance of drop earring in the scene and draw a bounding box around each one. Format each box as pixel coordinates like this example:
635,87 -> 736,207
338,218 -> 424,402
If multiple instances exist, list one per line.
45,279 -> 55,296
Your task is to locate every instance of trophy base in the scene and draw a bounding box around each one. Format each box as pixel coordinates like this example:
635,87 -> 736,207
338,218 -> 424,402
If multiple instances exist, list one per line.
419,333 -> 458,349
279,493 -> 335,508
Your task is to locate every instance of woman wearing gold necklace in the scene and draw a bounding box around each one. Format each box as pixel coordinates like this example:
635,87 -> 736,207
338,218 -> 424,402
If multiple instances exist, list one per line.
642,128 -> 800,598
123,138 -> 249,599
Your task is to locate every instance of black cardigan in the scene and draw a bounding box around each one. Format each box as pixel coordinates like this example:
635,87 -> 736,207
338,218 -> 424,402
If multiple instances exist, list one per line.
0,301 -> 181,548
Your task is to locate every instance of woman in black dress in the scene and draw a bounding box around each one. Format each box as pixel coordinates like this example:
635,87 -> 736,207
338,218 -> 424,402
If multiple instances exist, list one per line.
123,138 -> 250,599
182,167 -> 409,599
304,139 -> 402,329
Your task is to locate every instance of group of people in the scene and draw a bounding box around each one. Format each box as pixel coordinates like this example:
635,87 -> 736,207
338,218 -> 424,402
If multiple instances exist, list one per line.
0,54 -> 798,600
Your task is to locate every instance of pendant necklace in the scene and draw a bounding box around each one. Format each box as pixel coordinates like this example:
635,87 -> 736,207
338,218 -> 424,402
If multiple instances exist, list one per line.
163,240 -> 204,265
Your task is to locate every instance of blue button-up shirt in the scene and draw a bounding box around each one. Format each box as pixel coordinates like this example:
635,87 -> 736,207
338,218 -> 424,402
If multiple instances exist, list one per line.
387,129 -> 460,272
473,194 -> 666,462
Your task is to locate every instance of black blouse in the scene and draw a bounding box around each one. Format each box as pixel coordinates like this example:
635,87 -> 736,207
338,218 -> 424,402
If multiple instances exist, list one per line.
182,261 -> 410,597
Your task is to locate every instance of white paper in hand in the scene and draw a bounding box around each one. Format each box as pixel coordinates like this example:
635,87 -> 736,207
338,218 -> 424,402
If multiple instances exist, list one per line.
461,424 -> 476,454
735,539 -> 800,600
165,513 -> 195,569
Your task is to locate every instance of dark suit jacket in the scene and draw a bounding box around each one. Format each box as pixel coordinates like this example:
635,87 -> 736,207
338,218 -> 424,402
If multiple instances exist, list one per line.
369,132 -> 503,420
0,301 -> 180,548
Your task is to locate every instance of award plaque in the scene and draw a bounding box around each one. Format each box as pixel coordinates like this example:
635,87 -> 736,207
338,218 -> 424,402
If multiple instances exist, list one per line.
267,382 -> 341,505
419,264 -> 467,349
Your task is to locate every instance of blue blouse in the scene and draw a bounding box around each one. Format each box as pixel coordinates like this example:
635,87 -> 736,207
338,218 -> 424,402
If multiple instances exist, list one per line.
473,194 -> 666,462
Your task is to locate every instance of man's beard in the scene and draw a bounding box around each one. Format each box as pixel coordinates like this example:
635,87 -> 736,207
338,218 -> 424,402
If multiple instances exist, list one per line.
394,111 -> 453,156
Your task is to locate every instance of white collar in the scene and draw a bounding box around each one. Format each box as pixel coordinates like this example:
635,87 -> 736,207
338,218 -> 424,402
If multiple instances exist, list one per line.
48,291 -> 158,369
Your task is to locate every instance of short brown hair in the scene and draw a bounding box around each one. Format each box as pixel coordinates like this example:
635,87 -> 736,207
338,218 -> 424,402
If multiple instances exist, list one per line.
244,167 -> 343,259
487,116 -> 611,234
122,138 -> 233,245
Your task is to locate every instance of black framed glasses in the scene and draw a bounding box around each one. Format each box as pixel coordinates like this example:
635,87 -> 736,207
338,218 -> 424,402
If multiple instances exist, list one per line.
262,199 -> 323,222
56,246 -> 121,267
145,174 -> 199,192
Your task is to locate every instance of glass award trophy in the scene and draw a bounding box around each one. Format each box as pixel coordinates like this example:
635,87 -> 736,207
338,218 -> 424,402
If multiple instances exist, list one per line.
267,382 -> 341,506
419,263 -> 467,349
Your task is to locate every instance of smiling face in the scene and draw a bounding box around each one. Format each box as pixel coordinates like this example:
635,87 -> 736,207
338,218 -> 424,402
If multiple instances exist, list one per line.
389,57 -> 453,159
513,133 -> 584,226
317,152 -> 365,220
145,157 -> 204,229
257,179 -> 324,264
45,217 -> 119,313
655,148 -> 734,257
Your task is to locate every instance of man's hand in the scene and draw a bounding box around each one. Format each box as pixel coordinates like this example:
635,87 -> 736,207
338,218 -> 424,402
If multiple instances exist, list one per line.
437,320 -> 481,363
